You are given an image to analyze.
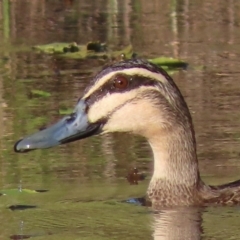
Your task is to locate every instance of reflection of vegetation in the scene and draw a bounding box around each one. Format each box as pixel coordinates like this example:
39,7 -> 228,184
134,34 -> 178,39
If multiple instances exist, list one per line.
30,89 -> 51,98
59,108 -> 73,115
2,76 -> 56,186
3,0 -> 10,40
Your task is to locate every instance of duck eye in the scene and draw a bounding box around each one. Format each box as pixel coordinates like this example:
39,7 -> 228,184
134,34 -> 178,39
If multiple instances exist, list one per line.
113,75 -> 129,90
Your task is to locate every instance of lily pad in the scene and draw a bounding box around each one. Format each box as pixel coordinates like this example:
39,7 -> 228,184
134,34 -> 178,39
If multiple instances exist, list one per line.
30,90 -> 51,97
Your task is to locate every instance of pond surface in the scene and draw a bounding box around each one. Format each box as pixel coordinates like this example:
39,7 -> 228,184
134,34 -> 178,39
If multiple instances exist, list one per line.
1,0 -> 240,239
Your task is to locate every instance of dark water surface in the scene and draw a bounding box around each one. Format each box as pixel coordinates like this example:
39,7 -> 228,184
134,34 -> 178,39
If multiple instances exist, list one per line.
1,0 -> 240,239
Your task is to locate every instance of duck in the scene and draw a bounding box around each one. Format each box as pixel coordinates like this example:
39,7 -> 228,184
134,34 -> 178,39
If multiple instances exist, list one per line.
14,58 -> 240,208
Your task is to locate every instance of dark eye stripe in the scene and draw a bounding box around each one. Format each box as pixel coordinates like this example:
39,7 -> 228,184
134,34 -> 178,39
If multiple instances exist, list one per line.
85,75 -> 158,106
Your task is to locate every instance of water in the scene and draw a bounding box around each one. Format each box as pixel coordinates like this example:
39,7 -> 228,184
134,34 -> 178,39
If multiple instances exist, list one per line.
1,0 -> 240,239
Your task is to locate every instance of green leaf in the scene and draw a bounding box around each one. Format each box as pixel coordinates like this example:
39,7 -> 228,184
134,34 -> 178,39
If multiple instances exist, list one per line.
149,57 -> 188,69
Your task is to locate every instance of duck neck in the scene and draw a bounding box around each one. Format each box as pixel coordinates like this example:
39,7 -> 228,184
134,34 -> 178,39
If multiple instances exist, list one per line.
147,123 -> 201,192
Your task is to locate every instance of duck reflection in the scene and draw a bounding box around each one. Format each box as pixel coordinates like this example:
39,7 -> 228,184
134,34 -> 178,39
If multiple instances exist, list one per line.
153,207 -> 203,240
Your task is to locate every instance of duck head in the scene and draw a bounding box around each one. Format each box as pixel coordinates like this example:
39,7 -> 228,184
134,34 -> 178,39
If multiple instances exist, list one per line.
14,59 -> 193,153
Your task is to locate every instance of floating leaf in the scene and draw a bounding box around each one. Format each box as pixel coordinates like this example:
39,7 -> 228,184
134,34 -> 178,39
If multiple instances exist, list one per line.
149,57 -> 188,69
0,188 -> 48,195
32,42 -> 133,60
33,42 -> 76,54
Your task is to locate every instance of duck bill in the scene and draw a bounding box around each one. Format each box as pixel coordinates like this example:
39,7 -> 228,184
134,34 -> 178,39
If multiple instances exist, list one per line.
14,100 -> 101,153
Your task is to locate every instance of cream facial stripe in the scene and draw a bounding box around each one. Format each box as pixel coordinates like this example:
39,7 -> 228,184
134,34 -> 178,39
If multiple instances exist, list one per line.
87,85 -> 160,123
83,68 -> 168,99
